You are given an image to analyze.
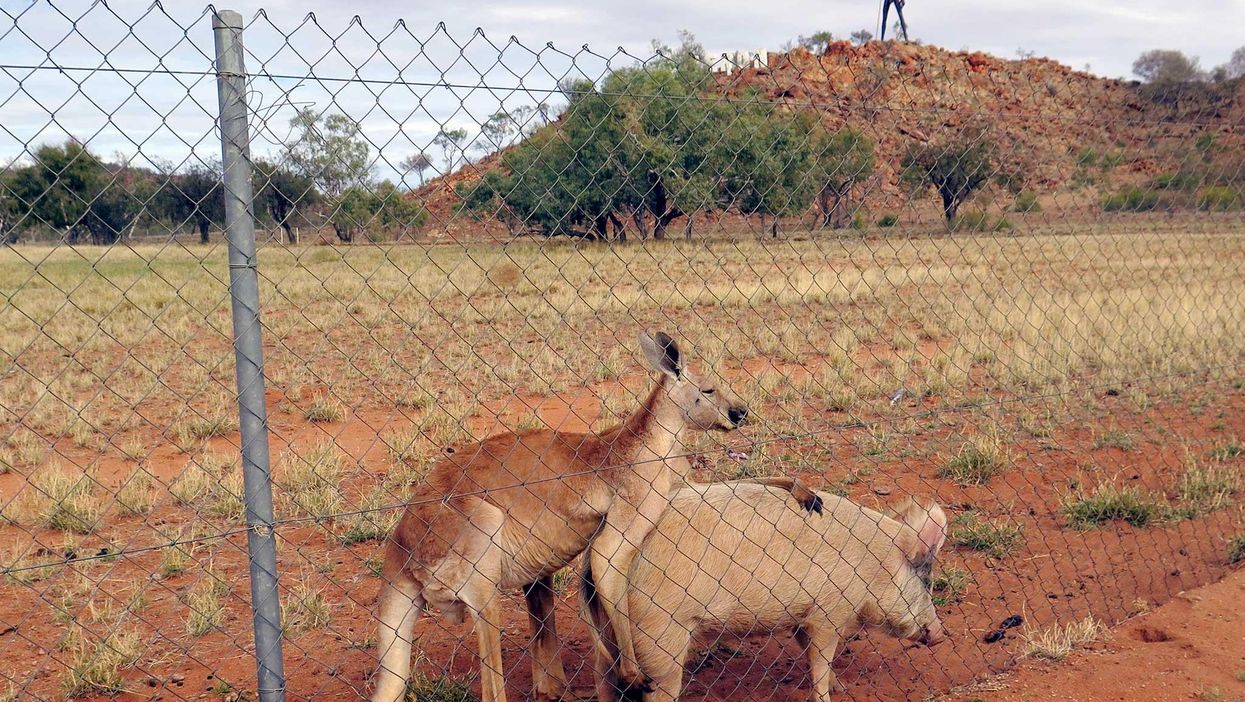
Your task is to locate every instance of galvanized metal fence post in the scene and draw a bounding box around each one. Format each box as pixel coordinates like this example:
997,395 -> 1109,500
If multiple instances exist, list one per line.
212,10 -> 288,702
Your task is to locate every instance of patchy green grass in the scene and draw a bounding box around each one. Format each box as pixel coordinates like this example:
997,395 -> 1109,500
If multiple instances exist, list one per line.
283,575 -> 331,632
931,564 -> 972,606
21,466 -> 104,534
1228,534 -> 1245,564
1172,459 -> 1239,518
1094,428 -> 1136,451
337,489 -> 398,545
1061,481 -> 1167,529
939,432 -> 1008,485
950,512 -> 1025,558
186,569 -> 230,636
302,396 -> 344,423
115,468 -> 154,516
61,626 -> 143,697
404,669 -> 479,702
1209,437 -> 1243,462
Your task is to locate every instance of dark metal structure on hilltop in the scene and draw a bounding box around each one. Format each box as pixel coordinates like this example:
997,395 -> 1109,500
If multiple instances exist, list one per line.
881,0 -> 910,41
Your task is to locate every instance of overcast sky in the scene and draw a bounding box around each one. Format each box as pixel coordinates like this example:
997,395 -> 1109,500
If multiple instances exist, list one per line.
2,0 -> 1243,178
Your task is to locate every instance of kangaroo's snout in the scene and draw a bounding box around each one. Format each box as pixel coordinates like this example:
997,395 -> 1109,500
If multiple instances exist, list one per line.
728,405 -> 749,427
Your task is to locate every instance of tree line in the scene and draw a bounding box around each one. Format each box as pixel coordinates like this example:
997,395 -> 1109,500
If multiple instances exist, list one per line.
0,110 -> 427,246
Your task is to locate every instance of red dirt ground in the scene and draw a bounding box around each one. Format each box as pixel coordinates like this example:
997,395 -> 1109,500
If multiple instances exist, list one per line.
2,361 -> 1243,701
944,565 -> 1245,702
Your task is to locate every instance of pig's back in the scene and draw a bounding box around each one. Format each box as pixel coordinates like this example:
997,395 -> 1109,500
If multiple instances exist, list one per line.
630,483 -> 900,630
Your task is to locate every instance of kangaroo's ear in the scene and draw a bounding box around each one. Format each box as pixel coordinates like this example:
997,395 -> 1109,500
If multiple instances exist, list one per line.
890,498 -> 948,567
639,331 -> 683,379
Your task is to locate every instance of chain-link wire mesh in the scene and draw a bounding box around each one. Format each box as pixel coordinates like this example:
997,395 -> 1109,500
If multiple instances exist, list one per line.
2,3 -> 1244,701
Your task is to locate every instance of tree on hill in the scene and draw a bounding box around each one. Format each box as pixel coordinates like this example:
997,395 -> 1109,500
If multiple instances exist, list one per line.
398,152 -> 433,186
901,129 -> 1002,224
432,128 -> 469,174
1219,46 -> 1245,80
458,33 -> 726,240
795,31 -> 835,54
1132,50 -> 1204,85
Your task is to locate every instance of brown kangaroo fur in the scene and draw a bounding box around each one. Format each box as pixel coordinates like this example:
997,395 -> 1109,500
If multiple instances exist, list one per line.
371,332 -> 820,702
583,484 -> 948,702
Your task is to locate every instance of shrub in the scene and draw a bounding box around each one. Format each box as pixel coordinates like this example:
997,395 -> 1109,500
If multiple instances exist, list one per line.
1103,187 -> 1163,212
877,213 -> 898,227
1151,172 -> 1200,191
1196,186 -> 1241,211
950,209 -> 992,232
1013,191 -> 1041,212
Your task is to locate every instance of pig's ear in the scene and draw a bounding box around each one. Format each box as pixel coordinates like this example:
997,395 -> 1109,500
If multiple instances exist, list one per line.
890,498 -> 948,567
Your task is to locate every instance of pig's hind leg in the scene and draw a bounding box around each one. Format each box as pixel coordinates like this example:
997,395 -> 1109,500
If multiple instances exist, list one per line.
797,621 -> 844,701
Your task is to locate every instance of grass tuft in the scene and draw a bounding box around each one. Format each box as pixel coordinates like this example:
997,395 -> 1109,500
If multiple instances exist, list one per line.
1023,616 -> 1104,660
337,488 -> 398,545
23,466 -> 105,534
302,396 -> 344,423
1093,428 -> 1135,451
939,432 -> 1008,485
115,468 -> 154,516
1061,481 -> 1167,529
279,442 -> 347,519
186,568 -> 230,636
1227,534 -> 1245,564
283,575 -> 331,632
405,669 -> 479,702
61,626 -> 143,697
1172,458 -> 1238,518
931,564 -> 971,605
1209,437 -> 1243,462
950,512 -> 1025,558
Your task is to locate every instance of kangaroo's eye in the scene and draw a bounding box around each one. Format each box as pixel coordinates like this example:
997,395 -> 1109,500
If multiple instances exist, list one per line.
702,388 -> 716,396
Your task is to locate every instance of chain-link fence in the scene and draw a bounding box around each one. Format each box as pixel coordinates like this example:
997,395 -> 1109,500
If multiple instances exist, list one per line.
2,3 -> 1244,701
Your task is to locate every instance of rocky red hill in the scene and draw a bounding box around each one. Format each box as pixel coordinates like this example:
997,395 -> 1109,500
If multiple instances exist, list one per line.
414,41 -> 1244,241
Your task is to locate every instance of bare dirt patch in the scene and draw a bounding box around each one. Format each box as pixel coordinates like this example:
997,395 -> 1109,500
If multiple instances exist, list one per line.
945,566 -> 1245,702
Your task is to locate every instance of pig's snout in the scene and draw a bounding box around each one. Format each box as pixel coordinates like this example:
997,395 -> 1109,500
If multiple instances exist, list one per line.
917,621 -> 946,647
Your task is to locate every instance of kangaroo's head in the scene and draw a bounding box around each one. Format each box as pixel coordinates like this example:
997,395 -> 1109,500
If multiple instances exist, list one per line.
638,331 -> 749,432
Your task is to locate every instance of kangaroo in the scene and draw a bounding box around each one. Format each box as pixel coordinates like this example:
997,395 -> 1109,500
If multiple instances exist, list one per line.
583,485 -> 948,702
372,332 -> 820,702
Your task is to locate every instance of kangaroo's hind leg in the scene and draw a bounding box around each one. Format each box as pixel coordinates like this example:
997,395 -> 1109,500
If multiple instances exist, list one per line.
524,574 -> 569,701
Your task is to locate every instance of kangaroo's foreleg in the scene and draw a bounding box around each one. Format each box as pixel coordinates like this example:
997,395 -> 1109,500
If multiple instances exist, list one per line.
588,483 -> 670,692
719,476 -> 823,514
372,572 -> 424,702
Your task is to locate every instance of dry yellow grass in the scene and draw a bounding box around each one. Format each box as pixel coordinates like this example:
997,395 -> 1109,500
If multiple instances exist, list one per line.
3,227 -> 1241,444
1023,616 -> 1106,660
